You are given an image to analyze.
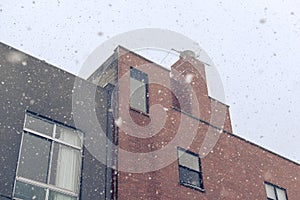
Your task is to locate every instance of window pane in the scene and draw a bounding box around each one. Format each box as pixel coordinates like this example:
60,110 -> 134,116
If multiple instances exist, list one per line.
130,67 -> 148,82
265,183 -> 276,199
178,149 -> 200,171
50,143 -> 81,192
276,188 -> 287,200
14,181 -> 46,200
179,166 -> 201,188
55,126 -> 82,147
130,77 -> 147,112
25,115 -> 54,136
49,190 -> 77,200
18,133 -> 51,183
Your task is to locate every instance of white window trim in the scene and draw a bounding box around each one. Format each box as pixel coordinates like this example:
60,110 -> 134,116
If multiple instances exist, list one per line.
13,113 -> 84,200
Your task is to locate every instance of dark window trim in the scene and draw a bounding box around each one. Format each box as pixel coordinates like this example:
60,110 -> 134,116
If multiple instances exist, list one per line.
177,146 -> 200,157
129,106 -> 150,117
129,66 -> 149,114
179,164 -> 201,174
130,66 -> 148,83
177,147 -> 205,192
25,110 -> 83,133
264,181 -> 288,200
0,194 -> 11,199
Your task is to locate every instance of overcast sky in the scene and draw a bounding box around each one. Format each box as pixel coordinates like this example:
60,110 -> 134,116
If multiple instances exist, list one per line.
1,0 -> 299,162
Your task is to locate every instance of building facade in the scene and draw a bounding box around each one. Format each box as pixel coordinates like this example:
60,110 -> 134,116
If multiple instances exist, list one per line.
0,42 -> 114,200
0,42 -> 299,199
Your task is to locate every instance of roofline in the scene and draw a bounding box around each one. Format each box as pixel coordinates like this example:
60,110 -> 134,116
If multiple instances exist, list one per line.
115,45 -> 230,108
173,107 -> 299,166
3,42 -> 297,166
0,42 -> 108,91
209,96 -> 230,107
115,45 -> 172,73
87,50 -> 118,81
227,131 -> 300,166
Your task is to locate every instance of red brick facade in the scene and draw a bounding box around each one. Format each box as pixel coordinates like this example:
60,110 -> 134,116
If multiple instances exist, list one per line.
113,46 -> 299,199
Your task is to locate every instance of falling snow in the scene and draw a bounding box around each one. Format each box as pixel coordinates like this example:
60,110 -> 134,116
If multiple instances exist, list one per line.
185,74 -> 194,83
115,117 -> 122,127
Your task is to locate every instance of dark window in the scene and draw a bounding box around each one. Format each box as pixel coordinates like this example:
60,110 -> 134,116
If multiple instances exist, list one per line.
17,133 -> 51,183
14,181 -> 47,200
264,182 -> 288,200
14,113 -> 83,200
130,67 -> 149,113
177,147 -> 204,191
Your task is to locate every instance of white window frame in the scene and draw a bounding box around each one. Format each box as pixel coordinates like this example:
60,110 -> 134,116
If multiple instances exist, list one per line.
13,113 -> 83,200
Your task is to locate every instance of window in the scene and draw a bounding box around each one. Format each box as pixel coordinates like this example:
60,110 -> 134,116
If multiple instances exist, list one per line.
177,147 -> 204,191
14,113 -> 83,200
130,67 -> 149,113
264,182 -> 288,200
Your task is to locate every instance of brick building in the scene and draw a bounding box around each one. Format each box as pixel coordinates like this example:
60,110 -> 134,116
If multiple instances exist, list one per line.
0,42 -> 299,199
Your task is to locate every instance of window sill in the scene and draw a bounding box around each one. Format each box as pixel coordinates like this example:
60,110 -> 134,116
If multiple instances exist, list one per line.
180,182 -> 205,192
129,107 -> 150,117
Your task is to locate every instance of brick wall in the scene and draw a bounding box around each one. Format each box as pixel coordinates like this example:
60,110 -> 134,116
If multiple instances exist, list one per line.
114,46 -> 299,199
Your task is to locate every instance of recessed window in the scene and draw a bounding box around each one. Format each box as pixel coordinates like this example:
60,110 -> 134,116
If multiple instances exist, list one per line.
264,182 -> 288,200
130,67 -> 149,113
14,113 -> 83,200
177,147 -> 204,191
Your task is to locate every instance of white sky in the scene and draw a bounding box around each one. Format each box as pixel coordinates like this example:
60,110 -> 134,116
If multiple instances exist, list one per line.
0,0 -> 299,162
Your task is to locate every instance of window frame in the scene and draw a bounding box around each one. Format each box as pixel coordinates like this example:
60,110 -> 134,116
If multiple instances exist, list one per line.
13,112 -> 84,200
264,181 -> 288,200
129,66 -> 149,114
177,147 -> 204,192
